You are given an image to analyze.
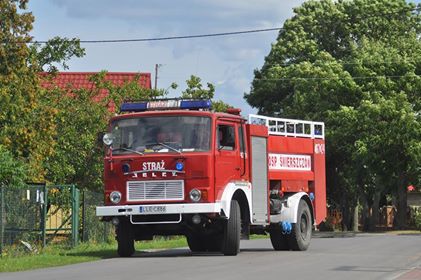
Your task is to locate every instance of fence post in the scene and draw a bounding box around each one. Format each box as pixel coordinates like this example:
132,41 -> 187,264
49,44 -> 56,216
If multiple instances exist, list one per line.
81,190 -> 87,242
42,185 -> 48,247
71,185 -> 80,247
0,185 -> 4,256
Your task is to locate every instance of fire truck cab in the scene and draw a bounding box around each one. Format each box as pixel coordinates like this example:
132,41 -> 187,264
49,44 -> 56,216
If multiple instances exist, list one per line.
96,99 -> 326,257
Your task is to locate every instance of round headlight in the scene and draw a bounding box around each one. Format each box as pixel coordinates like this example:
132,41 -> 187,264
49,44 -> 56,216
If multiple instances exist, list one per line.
103,133 -> 115,146
189,189 -> 201,202
110,191 -> 121,204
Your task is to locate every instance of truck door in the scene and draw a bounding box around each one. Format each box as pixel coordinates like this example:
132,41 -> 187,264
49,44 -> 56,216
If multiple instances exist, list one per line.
214,121 -> 241,193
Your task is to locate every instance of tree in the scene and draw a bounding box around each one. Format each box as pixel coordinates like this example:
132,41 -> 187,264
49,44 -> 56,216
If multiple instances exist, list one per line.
181,75 -> 215,99
0,0 -> 89,185
0,0 -> 57,182
42,71 -> 167,190
245,0 -> 421,229
29,36 -> 85,72
0,145 -> 27,188
181,75 -> 231,112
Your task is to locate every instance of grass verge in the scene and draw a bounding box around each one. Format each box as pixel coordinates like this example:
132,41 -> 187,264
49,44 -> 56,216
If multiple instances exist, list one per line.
0,237 -> 187,273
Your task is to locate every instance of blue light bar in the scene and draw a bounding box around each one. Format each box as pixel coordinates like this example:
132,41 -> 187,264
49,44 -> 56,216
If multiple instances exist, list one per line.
120,102 -> 148,112
180,100 -> 212,110
120,99 -> 212,112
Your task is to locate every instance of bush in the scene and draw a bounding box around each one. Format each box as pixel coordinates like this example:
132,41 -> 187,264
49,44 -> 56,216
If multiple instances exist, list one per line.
0,145 -> 27,188
413,207 -> 421,231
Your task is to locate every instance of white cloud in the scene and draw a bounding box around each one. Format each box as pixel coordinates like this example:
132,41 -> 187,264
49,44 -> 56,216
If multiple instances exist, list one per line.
31,0 -> 305,114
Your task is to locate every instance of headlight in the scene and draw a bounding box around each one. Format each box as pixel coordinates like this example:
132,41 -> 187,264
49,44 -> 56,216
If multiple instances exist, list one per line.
110,191 -> 122,204
103,133 -> 115,146
189,189 -> 201,202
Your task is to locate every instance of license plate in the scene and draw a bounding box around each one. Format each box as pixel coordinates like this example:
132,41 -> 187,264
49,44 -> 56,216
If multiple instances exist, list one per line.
139,206 -> 166,214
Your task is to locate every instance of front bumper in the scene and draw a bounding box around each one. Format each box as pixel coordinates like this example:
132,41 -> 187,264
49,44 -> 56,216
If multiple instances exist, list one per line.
96,202 -> 223,217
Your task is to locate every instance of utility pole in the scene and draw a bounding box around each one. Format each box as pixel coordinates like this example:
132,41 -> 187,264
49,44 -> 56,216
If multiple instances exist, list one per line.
154,64 -> 159,90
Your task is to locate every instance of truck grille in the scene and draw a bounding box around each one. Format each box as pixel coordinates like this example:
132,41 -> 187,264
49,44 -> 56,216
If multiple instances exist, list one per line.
127,180 -> 184,202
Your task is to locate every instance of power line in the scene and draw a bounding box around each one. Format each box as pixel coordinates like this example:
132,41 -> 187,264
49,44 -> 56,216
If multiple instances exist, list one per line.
23,6 -> 419,45
28,27 -> 283,44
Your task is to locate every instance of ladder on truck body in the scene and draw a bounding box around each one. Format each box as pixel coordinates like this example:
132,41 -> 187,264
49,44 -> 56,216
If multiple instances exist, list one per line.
248,114 -> 324,139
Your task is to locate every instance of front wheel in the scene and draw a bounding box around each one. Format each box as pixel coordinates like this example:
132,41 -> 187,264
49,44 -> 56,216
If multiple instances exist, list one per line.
221,200 -> 241,256
116,219 -> 135,257
288,200 -> 312,251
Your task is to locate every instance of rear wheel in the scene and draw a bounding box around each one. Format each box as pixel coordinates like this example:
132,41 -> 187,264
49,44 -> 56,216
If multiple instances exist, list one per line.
221,200 -> 241,256
269,224 -> 290,250
288,200 -> 312,251
116,219 -> 135,257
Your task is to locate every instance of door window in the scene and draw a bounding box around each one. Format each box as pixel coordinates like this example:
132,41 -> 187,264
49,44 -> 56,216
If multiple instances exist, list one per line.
217,125 -> 236,151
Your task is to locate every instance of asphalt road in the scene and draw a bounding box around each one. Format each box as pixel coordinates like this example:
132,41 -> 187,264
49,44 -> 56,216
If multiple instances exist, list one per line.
1,234 -> 421,280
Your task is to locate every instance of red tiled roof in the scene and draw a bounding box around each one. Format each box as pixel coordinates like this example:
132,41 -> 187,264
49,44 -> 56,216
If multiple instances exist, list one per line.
41,71 -> 151,88
40,72 -> 152,111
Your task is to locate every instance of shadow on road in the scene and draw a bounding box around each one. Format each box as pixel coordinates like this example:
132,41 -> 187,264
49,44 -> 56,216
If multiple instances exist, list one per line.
129,247 -> 275,258
65,247 -> 276,259
133,249 -> 192,258
333,265 -> 406,273
65,249 -> 117,259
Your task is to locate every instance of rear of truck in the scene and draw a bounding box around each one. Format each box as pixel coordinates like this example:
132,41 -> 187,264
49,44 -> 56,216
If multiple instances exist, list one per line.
248,114 -> 326,251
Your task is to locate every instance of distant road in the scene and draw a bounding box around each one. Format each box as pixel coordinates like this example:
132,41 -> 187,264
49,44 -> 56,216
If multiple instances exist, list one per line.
2,234 -> 421,280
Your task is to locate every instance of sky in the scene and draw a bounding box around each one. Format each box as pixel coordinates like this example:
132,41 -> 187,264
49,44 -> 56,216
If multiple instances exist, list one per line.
28,0 -> 420,116
28,0 -> 309,115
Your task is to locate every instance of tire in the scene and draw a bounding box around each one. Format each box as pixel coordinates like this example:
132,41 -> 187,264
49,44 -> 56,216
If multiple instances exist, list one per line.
221,200 -> 241,256
288,200 -> 312,251
186,234 -> 207,252
269,224 -> 290,250
116,219 -> 135,257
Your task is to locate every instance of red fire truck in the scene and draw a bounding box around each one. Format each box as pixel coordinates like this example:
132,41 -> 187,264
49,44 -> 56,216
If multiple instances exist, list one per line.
96,99 -> 326,257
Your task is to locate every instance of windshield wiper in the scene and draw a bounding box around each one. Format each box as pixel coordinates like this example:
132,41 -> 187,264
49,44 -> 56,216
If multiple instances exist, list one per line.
157,142 -> 182,154
112,147 -> 144,156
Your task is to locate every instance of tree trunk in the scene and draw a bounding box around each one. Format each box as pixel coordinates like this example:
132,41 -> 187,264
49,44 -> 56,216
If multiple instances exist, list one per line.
341,192 -> 350,231
369,191 -> 381,231
394,176 -> 408,229
361,195 -> 370,231
353,201 -> 359,232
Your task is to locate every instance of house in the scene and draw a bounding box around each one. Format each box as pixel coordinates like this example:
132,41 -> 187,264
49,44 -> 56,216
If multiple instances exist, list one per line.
40,72 -> 152,111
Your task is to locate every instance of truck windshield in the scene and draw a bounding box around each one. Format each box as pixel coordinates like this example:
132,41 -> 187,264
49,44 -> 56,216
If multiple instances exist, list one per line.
110,116 -> 211,154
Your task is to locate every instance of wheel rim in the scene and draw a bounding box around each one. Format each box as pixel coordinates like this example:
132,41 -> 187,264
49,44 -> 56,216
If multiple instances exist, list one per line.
300,211 -> 310,240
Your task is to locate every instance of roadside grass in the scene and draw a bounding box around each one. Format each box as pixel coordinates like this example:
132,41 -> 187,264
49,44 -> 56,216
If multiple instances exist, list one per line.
385,230 -> 421,235
0,237 -> 187,273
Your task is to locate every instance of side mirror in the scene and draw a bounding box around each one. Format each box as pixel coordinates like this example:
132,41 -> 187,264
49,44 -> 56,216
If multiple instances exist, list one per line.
102,133 -> 115,146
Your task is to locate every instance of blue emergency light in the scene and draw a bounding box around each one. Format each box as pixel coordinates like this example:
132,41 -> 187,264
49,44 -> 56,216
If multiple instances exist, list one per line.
180,100 -> 211,109
120,99 -> 212,112
120,102 -> 148,112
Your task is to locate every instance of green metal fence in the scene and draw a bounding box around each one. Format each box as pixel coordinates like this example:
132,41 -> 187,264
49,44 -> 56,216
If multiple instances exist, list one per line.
42,185 -> 79,247
0,184 -> 111,256
81,190 -> 113,243
0,184 -> 46,255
